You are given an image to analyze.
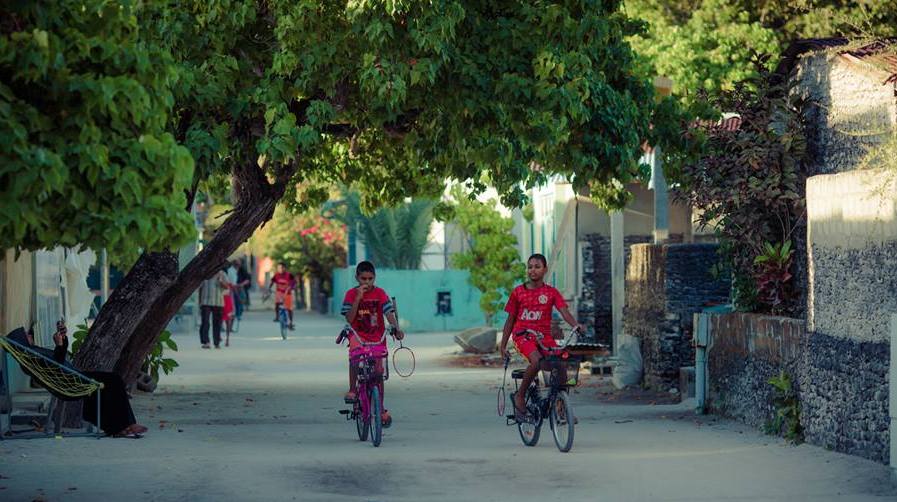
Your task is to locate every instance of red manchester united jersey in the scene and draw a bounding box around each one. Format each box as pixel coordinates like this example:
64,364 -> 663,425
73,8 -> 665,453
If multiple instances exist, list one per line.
504,283 -> 567,338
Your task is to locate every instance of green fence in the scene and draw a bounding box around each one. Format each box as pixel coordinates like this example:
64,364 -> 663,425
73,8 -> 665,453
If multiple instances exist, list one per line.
330,268 -> 489,332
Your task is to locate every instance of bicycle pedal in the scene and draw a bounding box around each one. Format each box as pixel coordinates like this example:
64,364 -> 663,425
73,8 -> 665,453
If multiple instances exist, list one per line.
338,409 -> 350,415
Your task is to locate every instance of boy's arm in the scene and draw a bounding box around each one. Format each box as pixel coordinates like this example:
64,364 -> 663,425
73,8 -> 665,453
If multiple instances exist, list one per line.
499,315 -> 515,358
385,311 -> 405,340
558,306 -> 583,333
344,287 -> 364,323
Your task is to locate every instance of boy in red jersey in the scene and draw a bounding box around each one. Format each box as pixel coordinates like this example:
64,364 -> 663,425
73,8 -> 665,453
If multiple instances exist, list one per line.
499,253 -> 584,421
341,261 -> 405,427
268,262 -> 296,330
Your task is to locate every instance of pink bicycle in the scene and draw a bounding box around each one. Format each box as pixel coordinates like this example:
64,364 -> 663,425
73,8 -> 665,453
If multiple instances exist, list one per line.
336,325 -> 394,447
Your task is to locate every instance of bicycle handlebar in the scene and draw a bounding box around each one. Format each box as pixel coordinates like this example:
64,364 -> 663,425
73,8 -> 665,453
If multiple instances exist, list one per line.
336,325 -> 397,346
514,325 -> 582,351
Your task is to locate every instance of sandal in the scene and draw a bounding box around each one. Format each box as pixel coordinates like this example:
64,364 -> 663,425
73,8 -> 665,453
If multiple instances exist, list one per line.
344,391 -> 357,403
128,424 -> 148,434
381,411 -> 392,428
112,431 -> 143,439
513,401 -> 530,423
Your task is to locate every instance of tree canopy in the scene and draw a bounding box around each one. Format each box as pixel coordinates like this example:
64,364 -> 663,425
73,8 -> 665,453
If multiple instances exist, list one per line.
0,1 -> 195,261
4,0 -> 683,264
3,0 -> 693,382
625,0 -> 897,101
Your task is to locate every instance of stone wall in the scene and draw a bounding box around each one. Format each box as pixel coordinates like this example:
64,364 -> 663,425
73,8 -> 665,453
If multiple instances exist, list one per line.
794,53 -> 897,177
799,332 -> 889,463
799,169 -> 896,464
704,312 -> 890,464
626,243 -> 730,391
706,313 -> 807,429
807,170 -> 897,341
577,234 -> 651,346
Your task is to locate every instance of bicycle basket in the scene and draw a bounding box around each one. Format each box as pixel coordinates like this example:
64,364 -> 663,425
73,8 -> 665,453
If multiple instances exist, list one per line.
544,355 -> 583,387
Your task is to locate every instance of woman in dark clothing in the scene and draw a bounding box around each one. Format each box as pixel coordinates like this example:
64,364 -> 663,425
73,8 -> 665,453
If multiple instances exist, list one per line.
9,322 -> 147,438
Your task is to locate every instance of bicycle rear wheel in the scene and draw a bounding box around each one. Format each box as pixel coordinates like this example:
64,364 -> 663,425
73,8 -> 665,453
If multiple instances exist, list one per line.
355,398 -> 368,441
370,386 -> 382,447
550,390 -> 575,452
516,388 -> 541,447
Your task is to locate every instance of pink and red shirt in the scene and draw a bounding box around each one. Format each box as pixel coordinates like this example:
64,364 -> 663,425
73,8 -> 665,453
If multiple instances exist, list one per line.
504,283 -> 567,339
341,286 -> 395,342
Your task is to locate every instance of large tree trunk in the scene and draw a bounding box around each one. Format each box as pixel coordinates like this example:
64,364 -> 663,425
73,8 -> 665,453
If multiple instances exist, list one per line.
64,158 -> 290,427
114,191 -> 279,381
73,251 -> 180,371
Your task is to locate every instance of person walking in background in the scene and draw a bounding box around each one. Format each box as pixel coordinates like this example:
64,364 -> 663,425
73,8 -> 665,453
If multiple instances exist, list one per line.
234,259 -> 252,313
227,260 -> 240,323
199,266 -> 229,349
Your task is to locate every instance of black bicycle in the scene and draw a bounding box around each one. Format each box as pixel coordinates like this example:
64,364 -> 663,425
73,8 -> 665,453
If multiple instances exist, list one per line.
505,328 -> 584,452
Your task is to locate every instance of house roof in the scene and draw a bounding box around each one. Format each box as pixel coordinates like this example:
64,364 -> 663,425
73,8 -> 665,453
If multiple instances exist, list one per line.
776,38 -> 897,85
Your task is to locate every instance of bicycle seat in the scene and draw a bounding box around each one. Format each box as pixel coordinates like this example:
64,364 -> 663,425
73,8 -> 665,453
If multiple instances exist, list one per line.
511,369 -> 526,379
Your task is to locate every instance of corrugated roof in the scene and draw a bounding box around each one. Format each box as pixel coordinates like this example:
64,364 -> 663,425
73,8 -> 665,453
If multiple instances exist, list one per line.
778,38 -> 897,85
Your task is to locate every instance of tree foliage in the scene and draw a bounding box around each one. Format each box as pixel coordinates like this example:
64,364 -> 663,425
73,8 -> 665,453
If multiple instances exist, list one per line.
3,0 -> 691,383
326,191 -> 434,270
676,76 -> 806,315
448,187 -> 523,325
625,0 -> 897,102
0,1 -> 196,262
4,0 -> 686,263
260,206 -> 347,279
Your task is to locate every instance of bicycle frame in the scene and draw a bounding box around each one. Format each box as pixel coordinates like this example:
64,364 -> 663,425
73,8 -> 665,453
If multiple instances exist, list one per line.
507,328 -> 583,423
337,326 -> 394,439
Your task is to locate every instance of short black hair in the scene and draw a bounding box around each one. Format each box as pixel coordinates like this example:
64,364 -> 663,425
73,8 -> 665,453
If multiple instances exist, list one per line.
527,253 -> 548,267
356,261 -> 376,276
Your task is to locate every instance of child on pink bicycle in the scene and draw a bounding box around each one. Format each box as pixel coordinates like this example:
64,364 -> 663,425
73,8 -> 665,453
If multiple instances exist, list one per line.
340,261 -> 404,427
499,253 -> 584,422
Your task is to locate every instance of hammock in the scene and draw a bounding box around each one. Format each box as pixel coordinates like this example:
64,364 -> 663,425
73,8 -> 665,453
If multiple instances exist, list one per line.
0,334 -> 102,438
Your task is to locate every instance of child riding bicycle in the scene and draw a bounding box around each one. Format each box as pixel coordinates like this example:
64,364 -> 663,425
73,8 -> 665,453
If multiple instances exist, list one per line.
499,253 -> 584,422
340,261 -> 405,427
268,262 -> 296,331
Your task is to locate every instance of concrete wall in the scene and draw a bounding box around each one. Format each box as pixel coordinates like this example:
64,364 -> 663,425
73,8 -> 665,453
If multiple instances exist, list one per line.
626,243 -> 730,391
330,268 -> 485,332
1,250 -> 34,394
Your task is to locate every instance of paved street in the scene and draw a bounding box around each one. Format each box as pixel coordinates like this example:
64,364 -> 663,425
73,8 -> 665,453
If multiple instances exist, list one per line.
3,309 -> 895,501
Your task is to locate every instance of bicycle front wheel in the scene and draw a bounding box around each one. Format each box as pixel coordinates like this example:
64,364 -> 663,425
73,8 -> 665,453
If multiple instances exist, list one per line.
279,309 -> 288,340
517,389 -> 541,447
550,390 -> 575,452
370,386 -> 382,447
355,399 -> 368,441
